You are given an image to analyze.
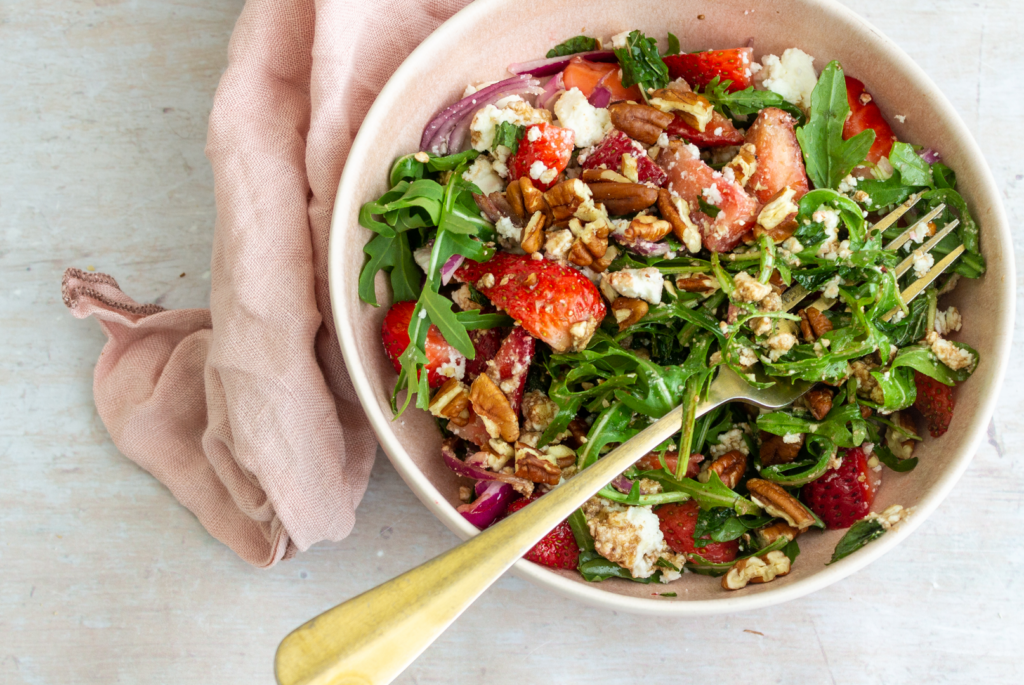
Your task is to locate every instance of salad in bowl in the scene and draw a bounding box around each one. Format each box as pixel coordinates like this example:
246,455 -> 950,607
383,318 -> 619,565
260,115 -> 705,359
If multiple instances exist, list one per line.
357,30 -> 983,592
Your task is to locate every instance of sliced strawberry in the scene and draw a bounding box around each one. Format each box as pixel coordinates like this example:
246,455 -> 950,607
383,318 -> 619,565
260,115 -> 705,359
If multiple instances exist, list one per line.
448,411 -> 491,448
843,76 -> 897,164
455,253 -> 606,353
506,496 -> 580,569
655,500 -> 739,563
381,300 -> 464,389
464,328 -> 503,382
913,371 -> 955,437
486,327 -> 535,412
659,141 -> 758,252
663,48 -> 755,93
666,111 -> 744,148
744,107 -> 810,204
507,122 -> 574,191
635,451 -> 703,479
562,56 -> 642,103
802,446 -> 880,529
579,130 -> 667,186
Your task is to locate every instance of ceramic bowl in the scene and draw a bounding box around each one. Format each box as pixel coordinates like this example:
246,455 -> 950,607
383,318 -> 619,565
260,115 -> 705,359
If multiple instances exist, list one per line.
329,0 -> 1013,615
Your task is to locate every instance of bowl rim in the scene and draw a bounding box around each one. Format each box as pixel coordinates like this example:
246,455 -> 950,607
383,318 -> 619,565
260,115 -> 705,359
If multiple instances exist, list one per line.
328,0 -> 1014,615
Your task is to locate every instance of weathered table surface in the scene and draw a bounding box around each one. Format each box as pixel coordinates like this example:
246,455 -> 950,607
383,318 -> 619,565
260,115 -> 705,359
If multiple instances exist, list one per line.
2,0 -> 1021,682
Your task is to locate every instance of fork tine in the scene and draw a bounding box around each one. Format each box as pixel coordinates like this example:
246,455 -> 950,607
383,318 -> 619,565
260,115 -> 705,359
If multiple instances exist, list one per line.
882,244 -> 965,322
884,203 -> 946,252
867,192 -> 922,239
891,219 -> 960,278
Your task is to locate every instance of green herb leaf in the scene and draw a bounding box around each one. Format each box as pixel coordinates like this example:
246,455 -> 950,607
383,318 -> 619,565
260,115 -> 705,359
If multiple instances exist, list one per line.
664,32 -> 681,56
855,174 -> 920,210
546,35 -> 598,58
796,61 -> 876,190
828,518 -> 886,564
697,197 -> 722,218
613,30 -> 670,93
640,470 -> 762,516
454,310 -> 515,330
492,121 -> 526,156
698,76 -> 805,125
889,142 -> 934,188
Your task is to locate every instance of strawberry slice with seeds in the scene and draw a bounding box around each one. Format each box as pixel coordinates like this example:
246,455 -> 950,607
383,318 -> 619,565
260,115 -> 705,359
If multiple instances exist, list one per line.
505,496 -> 580,569
579,130 -> 668,186
843,75 -> 898,164
666,111 -> 744,148
381,300 -> 465,389
659,141 -> 758,252
656,500 -> 739,563
802,446 -> 881,529
455,253 -> 606,353
636,451 -> 703,479
485,327 -> 535,413
663,48 -> 755,92
464,328 -> 503,382
913,371 -> 955,437
508,122 -> 575,191
744,107 -> 810,204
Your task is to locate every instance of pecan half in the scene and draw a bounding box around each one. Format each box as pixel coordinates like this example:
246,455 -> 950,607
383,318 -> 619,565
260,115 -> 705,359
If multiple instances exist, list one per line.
564,418 -> 589,449
805,307 -> 833,337
607,103 -> 674,145
754,521 -> 801,548
582,168 -> 632,184
725,143 -> 758,187
624,214 -> 673,242
746,479 -> 816,530
428,378 -> 472,426
543,444 -> 577,469
657,188 -> 702,253
505,179 -> 527,224
514,443 -> 561,485
585,182 -> 659,215
611,297 -> 649,331
590,244 -> 618,273
707,449 -> 747,489
519,177 -> 551,220
721,550 -> 791,590
753,186 -> 799,242
544,179 -> 593,221
675,273 -> 718,293
759,431 -> 803,467
469,373 -> 519,443
521,211 -> 546,253
648,89 -> 714,132
806,387 -> 834,421
566,217 -> 610,268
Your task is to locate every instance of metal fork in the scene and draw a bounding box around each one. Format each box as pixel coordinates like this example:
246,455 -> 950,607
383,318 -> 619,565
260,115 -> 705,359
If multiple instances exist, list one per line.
274,197 -> 967,685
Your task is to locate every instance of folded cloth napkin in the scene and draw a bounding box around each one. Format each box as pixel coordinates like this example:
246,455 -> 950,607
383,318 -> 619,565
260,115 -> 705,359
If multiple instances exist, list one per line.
62,0 -> 472,567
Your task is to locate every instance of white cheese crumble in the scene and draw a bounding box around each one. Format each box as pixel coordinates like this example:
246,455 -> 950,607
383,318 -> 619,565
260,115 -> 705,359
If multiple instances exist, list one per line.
529,160 -> 557,185
413,244 -> 433,273
934,306 -> 962,335
710,427 -> 750,458
469,98 -> 549,152
461,156 -> 505,195
931,337 -> 974,371
702,183 -> 723,206
437,352 -> 466,381
603,267 -> 664,305
757,48 -> 818,112
822,274 -> 842,299
912,249 -> 935,278
494,215 -> 522,244
554,87 -> 613,148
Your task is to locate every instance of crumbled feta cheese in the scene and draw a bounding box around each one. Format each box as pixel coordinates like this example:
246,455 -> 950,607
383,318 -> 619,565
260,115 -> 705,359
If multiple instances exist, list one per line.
610,30 -> 632,49
437,351 -> 466,380
469,99 -> 550,152
934,306 -> 962,335
894,114 -> 906,123
931,337 -> 974,371
462,80 -> 497,98
867,504 -> 912,531
462,156 -> 505,195
783,433 -> 802,444
737,347 -> 759,367
494,215 -> 522,244
912,249 -> 935,278
822,275 -> 842,299
657,132 -> 670,148
604,267 -> 664,305
710,427 -> 750,458
757,48 -> 817,111
733,271 -> 773,303
554,87 -> 613,148
587,503 -> 667,579
544,229 -> 574,261
766,332 -> 797,361
527,126 -> 542,142
529,160 -> 558,185
838,174 -> 859,194
702,183 -> 723,206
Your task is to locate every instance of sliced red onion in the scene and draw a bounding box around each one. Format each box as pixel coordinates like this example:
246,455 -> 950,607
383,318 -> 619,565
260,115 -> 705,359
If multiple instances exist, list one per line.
611,474 -> 634,494
508,50 -> 617,77
442,447 -> 531,491
588,85 -> 612,108
457,481 -> 513,528
421,75 -> 540,154
613,234 -> 672,256
441,254 -> 465,286
919,148 -> 942,164
445,83 -> 542,154
538,72 -> 565,111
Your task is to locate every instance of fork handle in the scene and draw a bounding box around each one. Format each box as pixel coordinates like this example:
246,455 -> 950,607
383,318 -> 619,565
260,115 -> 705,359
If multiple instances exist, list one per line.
275,382 -> 742,685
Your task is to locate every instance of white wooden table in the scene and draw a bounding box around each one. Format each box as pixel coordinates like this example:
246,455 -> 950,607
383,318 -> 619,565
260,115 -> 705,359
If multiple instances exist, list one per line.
2,1 -> 1021,682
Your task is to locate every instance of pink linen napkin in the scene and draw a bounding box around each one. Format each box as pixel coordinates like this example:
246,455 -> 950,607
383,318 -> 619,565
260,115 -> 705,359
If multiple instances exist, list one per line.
62,0 -> 472,567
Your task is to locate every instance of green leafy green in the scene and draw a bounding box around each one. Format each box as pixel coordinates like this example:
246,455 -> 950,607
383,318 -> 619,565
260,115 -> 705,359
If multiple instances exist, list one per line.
697,76 -> 805,124
697,197 -> 721,218
828,518 -> 886,564
546,35 -> 598,58
454,310 -> 515,330
889,142 -> 934,187
492,121 -> 526,156
664,32 -> 681,56
568,508 -> 662,583
796,61 -> 876,190
613,30 -> 670,94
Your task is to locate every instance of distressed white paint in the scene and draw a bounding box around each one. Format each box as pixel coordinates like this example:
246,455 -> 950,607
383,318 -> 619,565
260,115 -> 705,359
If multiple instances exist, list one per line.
1,0 -> 1022,682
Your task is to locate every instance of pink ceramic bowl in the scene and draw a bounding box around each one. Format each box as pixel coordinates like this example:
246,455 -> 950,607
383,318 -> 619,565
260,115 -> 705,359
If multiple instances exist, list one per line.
329,0 -> 1013,614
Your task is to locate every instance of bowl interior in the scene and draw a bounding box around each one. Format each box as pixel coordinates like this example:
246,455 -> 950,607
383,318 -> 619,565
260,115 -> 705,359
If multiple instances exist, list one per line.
329,0 -> 1013,614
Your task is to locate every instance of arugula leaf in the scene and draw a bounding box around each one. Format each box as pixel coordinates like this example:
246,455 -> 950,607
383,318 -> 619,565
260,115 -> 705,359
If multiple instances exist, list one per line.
641,470 -> 761,516
664,32 -> 681,56
757,403 -> 868,449
546,35 -> 598,58
454,310 -> 514,329
885,343 -> 978,386
687,537 -> 789,576
758,434 -> 836,486
492,121 -> 526,156
932,162 -> 956,190
796,61 -> 876,190
692,509 -> 771,547
783,539 -> 801,564
358,231 -> 420,306
613,30 -> 669,94
827,518 -> 886,564
697,197 -> 722,218
698,76 -> 805,125
889,142 -> 933,188
569,508 -> 662,583
855,175 -> 919,210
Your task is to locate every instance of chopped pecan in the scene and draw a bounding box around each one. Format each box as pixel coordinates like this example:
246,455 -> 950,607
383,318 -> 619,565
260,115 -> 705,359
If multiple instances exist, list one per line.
806,307 -> 833,337
607,103 -> 674,145
505,179 -> 527,224
521,211 -> 546,253
586,182 -> 659,215
656,188 -> 701,253
469,373 -> 519,443
754,521 -> 801,548
566,217 -> 610,268
806,388 -> 834,421
590,244 -> 618,273
624,214 -> 673,242
721,550 -> 791,590
648,89 -> 714,131
514,443 -> 561,485
564,418 -> 590,449
725,143 -> 758,187
520,390 -> 558,433
745,479 -> 816,530
611,297 -> 649,331
543,444 -> 577,469
581,168 -> 632,183
860,405 -> 874,419
674,273 -> 718,293
428,378 -> 471,426
707,449 -> 747,489
519,177 -> 551,220
544,179 -> 593,221
759,431 -> 803,467
753,186 -> 799,242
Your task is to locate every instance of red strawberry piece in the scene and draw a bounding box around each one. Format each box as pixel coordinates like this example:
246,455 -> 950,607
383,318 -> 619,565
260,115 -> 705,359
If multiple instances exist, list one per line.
655,500 -> 739,563
913,371 -> 955,437
381,300 -> 464,389
579,130 -> 667,186
448,411 -> 491,448
744,107 -> 810,204
506,496 -> 580,569
635,451 -> 703,479
666,110 -> 744,148
843,75 -> 898,165
507,122 -> 575,191
562,56 -> 643,103
658,141 -> 758,252
455,252 -> 606,353
663,48 -> 755,93
463,328 -> 503,382
485,327 -> 535,412
802,446 -> 881,529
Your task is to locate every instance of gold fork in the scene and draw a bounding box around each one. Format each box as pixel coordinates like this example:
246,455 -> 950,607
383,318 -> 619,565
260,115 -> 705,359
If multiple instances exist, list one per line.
275,197 -> 966,685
